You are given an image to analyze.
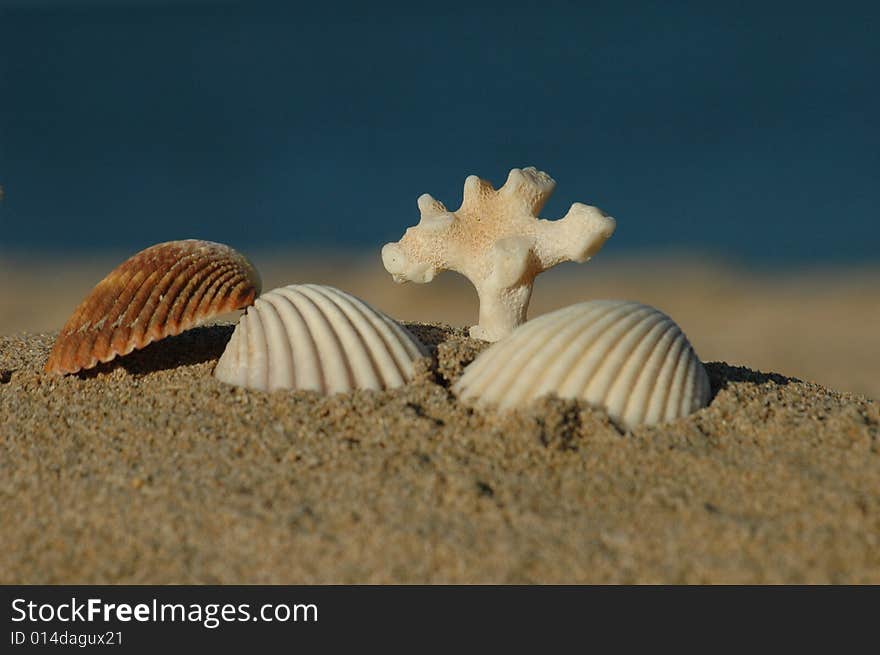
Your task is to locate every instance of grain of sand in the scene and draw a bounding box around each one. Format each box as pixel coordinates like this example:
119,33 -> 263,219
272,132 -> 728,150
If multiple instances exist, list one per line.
1,323 -> 878,584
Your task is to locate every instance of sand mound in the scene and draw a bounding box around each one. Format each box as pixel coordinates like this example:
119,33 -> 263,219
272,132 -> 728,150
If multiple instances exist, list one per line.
0,325 -> 877,583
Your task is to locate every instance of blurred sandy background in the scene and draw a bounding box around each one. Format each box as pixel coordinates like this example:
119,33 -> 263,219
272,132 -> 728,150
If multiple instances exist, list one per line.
2,250 -> 877,400
3,2 -> 878,400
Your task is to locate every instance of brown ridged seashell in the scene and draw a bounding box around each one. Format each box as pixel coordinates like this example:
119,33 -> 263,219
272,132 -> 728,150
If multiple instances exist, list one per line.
45,240 -> 261,375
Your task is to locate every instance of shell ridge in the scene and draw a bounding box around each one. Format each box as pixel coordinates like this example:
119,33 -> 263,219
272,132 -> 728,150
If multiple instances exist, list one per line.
182,260 -> 232,325
312,286 -> 409,387
255,294 -> 294,390
277,290 -> 324,392
164,254 -> 224,331
373,316 -> 417,384
317,285 -> 426,363
284,288 -> 354,393
464,309 -> 552,380
460,305 -> 591,399
119,265 -> 181,351
174,261 -> 227,329
277,288 -> 332,392
618,319 -> 678,425
214,284 -> 428,394
217,268 -> 258,313
193,265 -> 239,319
550,303 -> 639,398
232,318 -> 246,372
297,286 -> 380,390
678,343 -> 706,418
306,286 -> 394,381
70,267 -> 157,372
379,315 -> 428,362
50,267 -> 143,373
68,338 -> 100,373
647,329 -> 686,423
451,329 -> 511,395
140,253 -> 206,342
401,322 -> 430,357
642,321 -> 685,423
662,335 -> 692,422
680,350 -> 704,416
79,264 -> 144,331
300,285 -> 385,390
46,240 -> 259,375
454,300 -> 710,428
234,308 -> 250,386
465,319 -> 559,404
522,302 -> 630,402
359,311 -> 422,381
261,292 -> 301,389
199,262 -> 252,318
594,311 -> 666,410
455,313 -> 555,398
212,317 -> 242,380
499,303 -> 622,407
209,255 -> 252,306
556,304 -> 649,397
389,322 -> 426,363
57,278 -> 106,336
579,306 -> 647,404
83,267 -> 140,333
105,267 -> 167,357
313,284 -> 427,384
246,298 -> 270,390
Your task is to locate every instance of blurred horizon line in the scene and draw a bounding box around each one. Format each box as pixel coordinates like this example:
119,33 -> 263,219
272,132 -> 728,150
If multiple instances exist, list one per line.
1,244 -> 879,276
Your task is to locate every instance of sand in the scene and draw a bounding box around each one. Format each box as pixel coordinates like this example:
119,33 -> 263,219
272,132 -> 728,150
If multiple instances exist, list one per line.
1,321 -> 878,584
1,252 -> 878,583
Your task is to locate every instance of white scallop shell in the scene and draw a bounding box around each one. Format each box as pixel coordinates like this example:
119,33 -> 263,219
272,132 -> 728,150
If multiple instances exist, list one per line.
453,300 -> 711,429
214,284 -> 428,393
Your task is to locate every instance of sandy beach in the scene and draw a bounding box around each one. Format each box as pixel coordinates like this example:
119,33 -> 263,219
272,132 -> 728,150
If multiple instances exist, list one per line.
0,252 -> 878,583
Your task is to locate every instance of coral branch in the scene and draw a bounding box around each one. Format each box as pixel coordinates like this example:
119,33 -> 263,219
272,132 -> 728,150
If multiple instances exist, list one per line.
381,166 -> 616,342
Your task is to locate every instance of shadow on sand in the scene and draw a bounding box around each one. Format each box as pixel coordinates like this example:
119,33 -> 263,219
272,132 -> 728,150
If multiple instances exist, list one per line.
704,361 -> 797,402
75,324 -> 235,378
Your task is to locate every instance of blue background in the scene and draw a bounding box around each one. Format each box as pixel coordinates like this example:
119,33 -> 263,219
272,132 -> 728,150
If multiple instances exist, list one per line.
1,0 -> 877,265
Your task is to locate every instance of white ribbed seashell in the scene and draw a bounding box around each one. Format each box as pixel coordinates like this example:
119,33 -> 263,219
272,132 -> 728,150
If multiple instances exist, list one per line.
453,300 -> 711,429
214,284 -> 428,393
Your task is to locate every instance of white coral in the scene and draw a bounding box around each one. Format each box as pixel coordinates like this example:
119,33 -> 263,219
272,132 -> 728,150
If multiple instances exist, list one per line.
381,166 -> 616,341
